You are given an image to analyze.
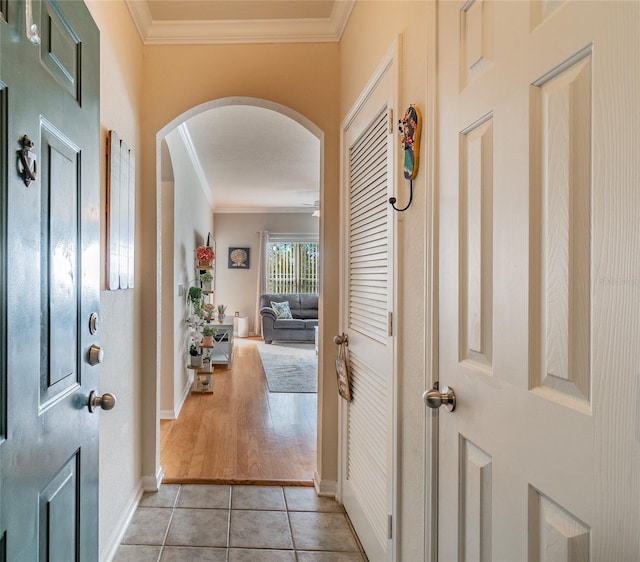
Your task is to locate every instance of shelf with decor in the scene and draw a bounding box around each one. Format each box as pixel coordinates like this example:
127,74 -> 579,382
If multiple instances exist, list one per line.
196,243 -> 216,294
186,322 -> 215,393
185,242 -> 218,393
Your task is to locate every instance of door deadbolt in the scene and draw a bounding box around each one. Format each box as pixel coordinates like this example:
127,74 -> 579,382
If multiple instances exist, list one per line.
88,345 -> 104,366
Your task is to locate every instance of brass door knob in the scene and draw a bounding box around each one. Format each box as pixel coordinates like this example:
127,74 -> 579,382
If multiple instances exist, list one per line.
423,385 -> 456,412
333,333 -> 349,346
88,391 -> 117,413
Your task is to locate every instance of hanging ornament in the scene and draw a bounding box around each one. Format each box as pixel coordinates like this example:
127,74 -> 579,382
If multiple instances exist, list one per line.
390,105 -> 422,212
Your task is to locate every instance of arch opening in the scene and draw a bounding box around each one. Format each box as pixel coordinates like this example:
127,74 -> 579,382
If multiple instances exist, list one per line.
153,96 -> 325,484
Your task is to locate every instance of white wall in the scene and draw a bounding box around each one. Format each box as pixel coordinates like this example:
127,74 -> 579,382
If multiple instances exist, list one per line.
213,213 -> 319,335
161,129 -> 215,417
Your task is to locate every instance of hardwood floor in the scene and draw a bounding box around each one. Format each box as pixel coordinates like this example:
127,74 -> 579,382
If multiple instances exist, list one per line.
161,338 -> 317,485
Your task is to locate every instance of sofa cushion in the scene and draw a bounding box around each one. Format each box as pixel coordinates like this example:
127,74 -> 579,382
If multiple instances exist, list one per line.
271,301 -> 293,319
274,318 -> 307,330
303,319 -> 318,329
260,293 -> 318,316
298,294 -> 318,319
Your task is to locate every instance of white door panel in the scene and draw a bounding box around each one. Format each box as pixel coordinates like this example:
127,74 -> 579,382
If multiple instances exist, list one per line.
436,1 -> 639,560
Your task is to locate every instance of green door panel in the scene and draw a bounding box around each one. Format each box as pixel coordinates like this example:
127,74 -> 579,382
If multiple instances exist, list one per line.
0,1 -> 100,559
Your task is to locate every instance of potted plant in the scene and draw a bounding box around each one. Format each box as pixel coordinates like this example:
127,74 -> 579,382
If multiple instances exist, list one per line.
203,302 -> 215,319
189,344 -> 202,367
217,304 -> 227,323
188,286 -> 203,312
201,353 -> 212,373
196,245 -> 215,267
202,325 -> 218,346
200,271 -> 213,291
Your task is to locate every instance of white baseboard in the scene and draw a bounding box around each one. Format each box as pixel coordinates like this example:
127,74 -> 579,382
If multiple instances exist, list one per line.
142,466 -> 164,492
314,472 -> 337,499
160,378 -> 192,420
100,481 -> 144,562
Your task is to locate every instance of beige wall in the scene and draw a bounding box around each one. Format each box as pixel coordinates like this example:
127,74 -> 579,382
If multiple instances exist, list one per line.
84,0 -> 430,558
80,9 -> 341,553
140,42 -> 341,495
84,1 -> 145,559
340,2 -> 430,559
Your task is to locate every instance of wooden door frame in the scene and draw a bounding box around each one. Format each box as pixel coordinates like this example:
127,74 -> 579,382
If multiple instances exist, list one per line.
337,36 -> 401,561
424,2 -> 438,561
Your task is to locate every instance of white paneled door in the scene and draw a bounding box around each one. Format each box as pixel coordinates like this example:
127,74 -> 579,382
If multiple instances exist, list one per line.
340,43 -> 398,562
436,1 -> 639,560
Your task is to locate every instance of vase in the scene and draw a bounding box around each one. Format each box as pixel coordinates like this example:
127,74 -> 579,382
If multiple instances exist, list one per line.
202,281 -> 212,292
190,355 -> 202,368
202,335 -> 214,346
217,313 -> 225,323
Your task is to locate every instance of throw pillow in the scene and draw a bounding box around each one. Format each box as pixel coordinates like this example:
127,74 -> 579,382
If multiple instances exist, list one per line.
271,301 -> 293,319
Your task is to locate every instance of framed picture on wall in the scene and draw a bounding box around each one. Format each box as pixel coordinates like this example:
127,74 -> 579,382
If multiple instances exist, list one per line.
228,247 -> 250,269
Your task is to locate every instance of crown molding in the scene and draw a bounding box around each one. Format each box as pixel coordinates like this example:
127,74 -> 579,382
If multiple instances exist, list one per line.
125,0 -> 354,45
125,0 -> 153,43
177,124 -> 215,209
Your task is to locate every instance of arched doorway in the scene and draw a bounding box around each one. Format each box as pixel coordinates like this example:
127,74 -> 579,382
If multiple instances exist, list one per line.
154,97 -> 324,484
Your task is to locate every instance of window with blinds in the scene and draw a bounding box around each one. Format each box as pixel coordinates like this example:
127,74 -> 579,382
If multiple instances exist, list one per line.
267,242 -> 318,294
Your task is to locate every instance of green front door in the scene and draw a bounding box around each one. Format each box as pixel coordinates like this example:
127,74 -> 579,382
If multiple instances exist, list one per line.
0,1 -> 100,559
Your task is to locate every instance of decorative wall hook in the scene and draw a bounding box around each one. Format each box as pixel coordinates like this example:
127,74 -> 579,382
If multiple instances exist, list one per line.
389,105 -> 422,212
17,135 -> 37,187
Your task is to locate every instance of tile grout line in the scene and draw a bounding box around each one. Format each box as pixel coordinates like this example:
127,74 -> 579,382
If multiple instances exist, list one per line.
154,484 -> 182,561
119,484 -> 367,560
226,485 -> 233,561
281,486 -> 301,560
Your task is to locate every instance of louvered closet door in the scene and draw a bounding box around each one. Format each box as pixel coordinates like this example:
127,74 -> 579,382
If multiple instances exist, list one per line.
341,55 -> 396,562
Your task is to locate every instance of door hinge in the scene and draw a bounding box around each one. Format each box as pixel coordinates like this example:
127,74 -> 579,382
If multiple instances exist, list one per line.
387,513 -> 393,539
388,108 -> 394,134
388,311 -> 393,336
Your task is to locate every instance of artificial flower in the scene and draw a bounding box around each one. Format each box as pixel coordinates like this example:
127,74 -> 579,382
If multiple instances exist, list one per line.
196,246 -> 215,261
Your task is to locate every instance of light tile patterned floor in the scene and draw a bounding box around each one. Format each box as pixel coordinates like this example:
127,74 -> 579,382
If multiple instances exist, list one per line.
114,485 -> 367,562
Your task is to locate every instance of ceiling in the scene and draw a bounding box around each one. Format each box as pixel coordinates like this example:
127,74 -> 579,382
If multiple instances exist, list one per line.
130,0 -> 350,213
125,0 -> 354,44
180,104 -> 321,213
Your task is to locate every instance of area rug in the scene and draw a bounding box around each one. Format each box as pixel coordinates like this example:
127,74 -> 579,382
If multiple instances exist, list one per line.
256,342 -> 318,393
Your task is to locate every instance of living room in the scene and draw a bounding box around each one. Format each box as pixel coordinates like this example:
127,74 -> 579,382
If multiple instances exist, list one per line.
213,212 -> 319,341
